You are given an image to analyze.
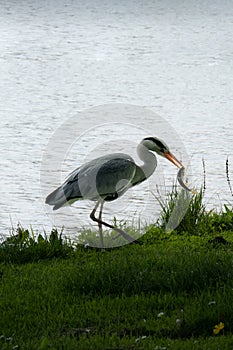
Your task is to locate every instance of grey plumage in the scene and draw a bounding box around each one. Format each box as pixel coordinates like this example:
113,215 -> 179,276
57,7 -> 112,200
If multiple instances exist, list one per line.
45,136 -> 184,246
46,153 -> 140,210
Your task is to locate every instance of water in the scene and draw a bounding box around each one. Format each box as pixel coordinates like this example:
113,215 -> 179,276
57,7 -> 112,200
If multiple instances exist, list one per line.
0,0 -> 233,238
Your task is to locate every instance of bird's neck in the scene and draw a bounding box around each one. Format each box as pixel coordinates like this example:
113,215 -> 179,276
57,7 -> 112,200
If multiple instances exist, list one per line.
137,143 -> 157,180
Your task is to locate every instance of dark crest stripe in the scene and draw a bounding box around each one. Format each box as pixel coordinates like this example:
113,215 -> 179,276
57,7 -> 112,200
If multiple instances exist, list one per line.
143,137 -> 166,149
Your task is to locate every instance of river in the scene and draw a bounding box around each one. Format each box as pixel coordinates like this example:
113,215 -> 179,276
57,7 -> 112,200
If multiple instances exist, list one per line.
0,0 -> 232,238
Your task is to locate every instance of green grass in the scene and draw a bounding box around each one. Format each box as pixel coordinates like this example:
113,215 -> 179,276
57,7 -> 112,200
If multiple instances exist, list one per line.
0,188 -> 233,349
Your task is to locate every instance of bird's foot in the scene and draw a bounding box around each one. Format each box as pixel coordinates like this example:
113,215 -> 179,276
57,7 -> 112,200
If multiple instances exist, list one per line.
112,231 -> 141,244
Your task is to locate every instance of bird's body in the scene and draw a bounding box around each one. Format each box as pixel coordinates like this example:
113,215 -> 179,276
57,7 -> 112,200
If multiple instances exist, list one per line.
46,153 -> 138,209
46,136 -> 184,247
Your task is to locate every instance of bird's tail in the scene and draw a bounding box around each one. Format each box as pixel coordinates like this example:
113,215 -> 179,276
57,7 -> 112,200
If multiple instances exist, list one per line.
45,186 -> 68,210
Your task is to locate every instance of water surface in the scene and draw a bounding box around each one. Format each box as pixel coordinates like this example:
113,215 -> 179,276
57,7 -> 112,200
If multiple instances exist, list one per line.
0,0 -> 233,237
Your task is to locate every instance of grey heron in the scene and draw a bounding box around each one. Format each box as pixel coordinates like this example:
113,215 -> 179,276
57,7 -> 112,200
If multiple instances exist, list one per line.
45,136 -> 184,246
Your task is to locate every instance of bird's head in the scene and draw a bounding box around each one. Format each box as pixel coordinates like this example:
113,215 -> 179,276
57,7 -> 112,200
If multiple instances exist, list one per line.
142,136 -> 183,168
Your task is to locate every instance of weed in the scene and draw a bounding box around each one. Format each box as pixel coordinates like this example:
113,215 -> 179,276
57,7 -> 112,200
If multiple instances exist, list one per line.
226,157 -> 233,196
0,225 -> 73,264
1,177 -> 233,349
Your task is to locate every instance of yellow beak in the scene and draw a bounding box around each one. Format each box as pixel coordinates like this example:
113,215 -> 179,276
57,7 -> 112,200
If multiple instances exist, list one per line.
164,152 -> 183,169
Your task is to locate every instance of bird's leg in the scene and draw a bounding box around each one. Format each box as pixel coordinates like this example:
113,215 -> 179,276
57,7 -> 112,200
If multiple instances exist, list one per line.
98,200 -> 104,249
90,200 -> 101,219
90,200 -> 104,248
90,201 -> 140,245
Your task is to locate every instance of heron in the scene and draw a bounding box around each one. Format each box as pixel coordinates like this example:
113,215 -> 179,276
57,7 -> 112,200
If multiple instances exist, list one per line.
45,136 -> 184,247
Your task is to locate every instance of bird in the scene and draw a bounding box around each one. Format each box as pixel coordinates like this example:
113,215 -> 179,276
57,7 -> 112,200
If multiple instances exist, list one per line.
45,136 -> 184,247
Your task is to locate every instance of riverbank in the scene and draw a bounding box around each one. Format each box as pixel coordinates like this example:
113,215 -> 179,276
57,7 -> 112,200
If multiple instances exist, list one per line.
0,219 -> 233,349
1,188 -> 233,349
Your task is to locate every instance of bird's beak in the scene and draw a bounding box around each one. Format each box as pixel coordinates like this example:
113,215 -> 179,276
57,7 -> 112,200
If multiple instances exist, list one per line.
164,152 -> 183,169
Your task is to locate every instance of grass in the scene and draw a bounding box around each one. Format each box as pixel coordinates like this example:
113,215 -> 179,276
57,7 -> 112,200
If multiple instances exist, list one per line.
0,173 -> 233,349
1,231 -> 233,349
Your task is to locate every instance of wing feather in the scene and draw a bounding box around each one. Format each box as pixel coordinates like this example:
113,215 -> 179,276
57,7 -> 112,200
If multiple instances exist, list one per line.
46,153 -> 137,209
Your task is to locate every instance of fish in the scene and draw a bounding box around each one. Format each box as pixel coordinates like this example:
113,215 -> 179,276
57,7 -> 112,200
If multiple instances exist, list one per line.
177,167 -> 196,194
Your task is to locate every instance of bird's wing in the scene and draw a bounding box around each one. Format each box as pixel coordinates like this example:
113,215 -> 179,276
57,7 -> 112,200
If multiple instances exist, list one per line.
46,153 -> 137,209
64,153 -> 136,201
95,156 -> 137,199
64,166 -> 81,182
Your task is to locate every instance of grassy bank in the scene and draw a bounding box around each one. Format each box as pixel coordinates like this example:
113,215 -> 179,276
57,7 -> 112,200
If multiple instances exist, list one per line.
0,190 -> 233,349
